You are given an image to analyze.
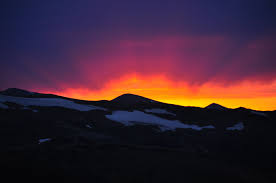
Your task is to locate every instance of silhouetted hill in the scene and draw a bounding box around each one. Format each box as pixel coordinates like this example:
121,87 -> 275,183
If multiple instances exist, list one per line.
111,93 -> 158,104
205,103 -> 228,110
0,88 -> 63,99
0,88 -> 37,97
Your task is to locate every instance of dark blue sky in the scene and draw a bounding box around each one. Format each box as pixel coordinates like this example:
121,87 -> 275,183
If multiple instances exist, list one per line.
1,0 -> 276,91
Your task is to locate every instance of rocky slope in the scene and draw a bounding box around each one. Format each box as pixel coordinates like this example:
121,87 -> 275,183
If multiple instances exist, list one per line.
0,88 -> 276,183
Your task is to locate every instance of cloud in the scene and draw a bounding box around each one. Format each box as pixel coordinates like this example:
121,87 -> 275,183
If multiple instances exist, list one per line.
1,0 -> 276,92
66,35 -> 276,88
1,34 -> 276,92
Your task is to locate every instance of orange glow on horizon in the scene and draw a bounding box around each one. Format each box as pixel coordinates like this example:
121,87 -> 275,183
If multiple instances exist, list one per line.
40,73 -> 276,111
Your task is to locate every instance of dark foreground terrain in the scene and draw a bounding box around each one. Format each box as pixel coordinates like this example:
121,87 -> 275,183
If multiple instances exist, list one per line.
0,88 -> 276,183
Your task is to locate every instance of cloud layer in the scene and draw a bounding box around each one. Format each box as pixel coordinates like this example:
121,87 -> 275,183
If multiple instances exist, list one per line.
1,0 -> 276,109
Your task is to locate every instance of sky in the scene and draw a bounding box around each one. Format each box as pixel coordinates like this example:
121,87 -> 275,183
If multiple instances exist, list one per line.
1,0 -> 276,110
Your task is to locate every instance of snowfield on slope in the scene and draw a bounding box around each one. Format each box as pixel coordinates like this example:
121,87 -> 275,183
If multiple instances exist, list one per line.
226,122 -> 244,131
0,94 -> 106,111
38,138 -> 51,144
106,110 -> 215,131
145,108 -> 176,116
250,111 -> 267,117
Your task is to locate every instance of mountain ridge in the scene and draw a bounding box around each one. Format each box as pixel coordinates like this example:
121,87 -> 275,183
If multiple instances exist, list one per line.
1,88 -> 276,183
0,88 -> 272,112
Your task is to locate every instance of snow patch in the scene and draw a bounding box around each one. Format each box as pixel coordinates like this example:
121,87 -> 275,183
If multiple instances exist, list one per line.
106,110 -> 215,131
145,108 -> 176,116
202,125 -> 216,129
22,106 -> 38,112
226,122 -> 244,131
38,138 -> 51,144
86,124 -> 92,128
251,111 -> 267,117
0,94 -> 106,111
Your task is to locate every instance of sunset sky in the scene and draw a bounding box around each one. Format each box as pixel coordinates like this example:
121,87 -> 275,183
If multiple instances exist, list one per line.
1,0 -> 276,110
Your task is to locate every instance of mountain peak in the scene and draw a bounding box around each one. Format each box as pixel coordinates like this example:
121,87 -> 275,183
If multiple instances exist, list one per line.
0,88 -> 36,97
111,93 -> 157,106
205,103 -> 228,110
